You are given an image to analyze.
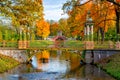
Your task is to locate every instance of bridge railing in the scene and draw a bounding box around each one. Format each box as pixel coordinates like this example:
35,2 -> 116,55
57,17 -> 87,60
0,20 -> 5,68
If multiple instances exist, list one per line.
28,40 -> 117,50
94,41 -> 115,50
64,40 -> 117,50
0,41 -> 18,48
0,40 -> 119,50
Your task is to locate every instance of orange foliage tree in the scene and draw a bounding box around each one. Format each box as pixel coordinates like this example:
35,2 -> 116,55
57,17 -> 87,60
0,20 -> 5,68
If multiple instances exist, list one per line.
49,19 -> 70,37
36,20 -> 50,39
91,1 -> 116,41
49,22 -> 59,36
63,0 -> 116,41
58,18 -> 70,37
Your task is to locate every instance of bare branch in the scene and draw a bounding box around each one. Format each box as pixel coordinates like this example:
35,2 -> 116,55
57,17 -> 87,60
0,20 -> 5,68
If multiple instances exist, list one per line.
95,19 -> 116,27
107,0 -> 120,6
75,0 -> 92,6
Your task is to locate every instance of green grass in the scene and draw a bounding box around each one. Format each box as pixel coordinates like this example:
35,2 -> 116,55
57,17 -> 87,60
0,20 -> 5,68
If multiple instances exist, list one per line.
97,53 -> 120,80
30,40 -> 54,48
0,41 -> 18,47
0,54 -> 19,73
64,40 -> 84,48
6,41 -> 18,47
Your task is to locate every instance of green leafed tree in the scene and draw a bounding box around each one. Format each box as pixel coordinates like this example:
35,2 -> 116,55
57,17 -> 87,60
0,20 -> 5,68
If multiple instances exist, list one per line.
58,18 -> 70,37
0,30 -> 3,41
0,0 -> 44,40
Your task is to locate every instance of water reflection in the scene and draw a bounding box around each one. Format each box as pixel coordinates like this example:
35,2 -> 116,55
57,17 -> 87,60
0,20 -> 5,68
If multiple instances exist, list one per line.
62,64 -> 115,80
31,50 -> 70,73
32,50 -> 50,70
0,50 -> 116,80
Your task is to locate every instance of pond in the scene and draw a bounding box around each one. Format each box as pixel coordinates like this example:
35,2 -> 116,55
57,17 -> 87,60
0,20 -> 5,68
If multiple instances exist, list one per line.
0,50 -> 116,80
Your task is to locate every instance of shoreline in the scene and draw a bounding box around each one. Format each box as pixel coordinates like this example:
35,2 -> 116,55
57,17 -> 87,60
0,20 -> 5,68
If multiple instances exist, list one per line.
0,54 -> 20,73
96,53 -> 120,80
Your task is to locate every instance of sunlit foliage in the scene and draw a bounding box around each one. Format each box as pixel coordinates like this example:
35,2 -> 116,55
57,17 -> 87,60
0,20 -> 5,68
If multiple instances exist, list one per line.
62,0 -> 117,41
49,21 -> 59,36
0,0 -> 44,35
36,20 -> 50,39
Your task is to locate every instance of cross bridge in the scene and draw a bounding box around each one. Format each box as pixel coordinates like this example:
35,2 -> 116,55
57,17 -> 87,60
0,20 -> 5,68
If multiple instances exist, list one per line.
0,40 -> 120,64
0,40 -> 120,50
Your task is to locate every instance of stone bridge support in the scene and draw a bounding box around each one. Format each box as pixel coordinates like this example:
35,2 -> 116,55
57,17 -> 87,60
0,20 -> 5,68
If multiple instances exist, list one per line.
84,50 -> 118,64
0,50 -> 28,63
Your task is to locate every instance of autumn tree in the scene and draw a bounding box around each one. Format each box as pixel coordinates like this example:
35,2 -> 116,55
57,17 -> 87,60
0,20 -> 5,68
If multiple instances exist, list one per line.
62,0 -> 117,41
49,21 -> 59,36
99,0 -> 120,40
90,1 -> 116,41
36,20 -> 50,39
62,0 -> 92,38
0,0 -> 44,40
48,19 -> 70,37
58,18 -> 70,37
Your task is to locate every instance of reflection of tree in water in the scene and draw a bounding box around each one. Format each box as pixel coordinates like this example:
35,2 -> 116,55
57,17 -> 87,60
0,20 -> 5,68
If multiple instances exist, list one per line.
36,50 -> 50,63
62,64 -> 115,80
69,53 -> 81,71
63,65 -> 85,79
58,50 -> 82,71
34,50 -> 83,71
49,50 -> 57,58
34,50 -> 50,70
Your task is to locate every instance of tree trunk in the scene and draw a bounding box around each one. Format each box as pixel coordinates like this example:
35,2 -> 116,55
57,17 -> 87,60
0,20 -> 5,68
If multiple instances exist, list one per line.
99,27 -> 104,43
97,30 -> 99,42
115,6 -> 120,41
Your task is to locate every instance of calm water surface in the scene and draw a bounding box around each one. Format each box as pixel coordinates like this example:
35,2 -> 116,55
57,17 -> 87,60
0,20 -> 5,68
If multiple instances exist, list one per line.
0,50 -> 116,80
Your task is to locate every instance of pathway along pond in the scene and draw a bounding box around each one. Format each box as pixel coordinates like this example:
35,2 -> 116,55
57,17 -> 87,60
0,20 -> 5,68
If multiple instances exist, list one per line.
0,50 -> 116,80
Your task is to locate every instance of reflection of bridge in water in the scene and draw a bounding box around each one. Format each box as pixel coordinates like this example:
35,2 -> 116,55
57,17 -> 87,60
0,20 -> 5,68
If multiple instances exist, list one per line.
28,49 -> 118,65
0,50 -> 116,80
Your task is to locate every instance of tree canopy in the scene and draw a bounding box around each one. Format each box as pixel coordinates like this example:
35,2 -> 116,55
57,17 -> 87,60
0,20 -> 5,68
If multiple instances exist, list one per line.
36,20 -> 50,39
0,0 -> 43,28
62,0 -> 120,41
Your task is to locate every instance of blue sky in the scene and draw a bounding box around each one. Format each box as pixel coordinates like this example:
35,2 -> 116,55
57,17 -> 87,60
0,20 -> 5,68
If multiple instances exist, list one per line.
43,0 -> 68,21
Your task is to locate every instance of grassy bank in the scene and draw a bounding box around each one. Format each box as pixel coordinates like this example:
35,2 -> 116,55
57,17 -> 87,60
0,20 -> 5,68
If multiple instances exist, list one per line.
96,53 -> 120,80
64,40 -> 84,48
0,54 -> 19,73
30,40 -> 54,48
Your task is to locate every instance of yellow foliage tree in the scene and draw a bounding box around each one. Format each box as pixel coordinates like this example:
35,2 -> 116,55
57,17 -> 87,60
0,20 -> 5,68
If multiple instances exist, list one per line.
63,0 -> 116,41
36,20 -> 50,39
50,22 -> 59,35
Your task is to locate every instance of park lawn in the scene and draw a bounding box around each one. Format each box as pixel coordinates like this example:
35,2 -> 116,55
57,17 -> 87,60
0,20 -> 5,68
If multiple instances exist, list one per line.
96,53 -> 120,80
0,54 -> 19,73
64,40 -> 84,48
30,40 -> 54,48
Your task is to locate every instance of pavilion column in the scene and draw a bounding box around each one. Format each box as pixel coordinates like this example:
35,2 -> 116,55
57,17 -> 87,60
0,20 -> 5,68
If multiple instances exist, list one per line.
91,25 -> 93,41
18,27 -> 23,49
87,25 -> 90,41
84,10 -> 94,50
84,27 -> 87,40
20,29 -> 22,40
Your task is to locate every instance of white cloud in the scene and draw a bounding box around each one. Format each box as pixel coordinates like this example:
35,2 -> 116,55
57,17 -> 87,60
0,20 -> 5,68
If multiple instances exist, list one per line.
44,9 -> 68,21
43,0 -> 68,21
44,4 -> 62,10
